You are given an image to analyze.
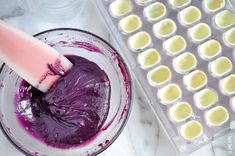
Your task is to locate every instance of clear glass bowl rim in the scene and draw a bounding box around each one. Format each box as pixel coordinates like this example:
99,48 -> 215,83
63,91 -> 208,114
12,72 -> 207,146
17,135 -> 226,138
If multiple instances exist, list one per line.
0,28 -> 133,156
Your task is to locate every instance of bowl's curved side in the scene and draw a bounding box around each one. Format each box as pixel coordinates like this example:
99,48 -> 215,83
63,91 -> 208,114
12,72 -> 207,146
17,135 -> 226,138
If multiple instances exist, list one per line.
0,28 -> 133,156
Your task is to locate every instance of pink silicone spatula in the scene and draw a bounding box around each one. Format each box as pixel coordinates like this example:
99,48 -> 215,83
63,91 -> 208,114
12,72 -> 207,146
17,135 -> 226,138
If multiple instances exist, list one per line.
0,20 -> 73,92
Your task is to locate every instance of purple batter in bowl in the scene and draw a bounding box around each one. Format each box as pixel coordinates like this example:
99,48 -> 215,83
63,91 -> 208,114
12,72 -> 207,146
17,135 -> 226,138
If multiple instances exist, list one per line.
0,28 -> 132,156
16,55 -> 111,149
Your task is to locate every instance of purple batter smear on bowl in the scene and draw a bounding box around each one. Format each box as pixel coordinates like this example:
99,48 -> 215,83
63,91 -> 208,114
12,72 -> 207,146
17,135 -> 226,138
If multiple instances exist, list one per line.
15,55 -> 111,149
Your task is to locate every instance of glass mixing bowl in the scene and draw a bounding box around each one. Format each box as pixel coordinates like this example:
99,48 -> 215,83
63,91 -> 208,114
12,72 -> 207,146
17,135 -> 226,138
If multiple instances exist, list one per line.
0,28 -> 132,156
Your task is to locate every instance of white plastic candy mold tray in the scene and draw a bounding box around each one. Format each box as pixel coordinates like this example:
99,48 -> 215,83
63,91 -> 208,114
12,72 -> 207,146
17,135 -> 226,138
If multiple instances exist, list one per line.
93,0 -> 235,155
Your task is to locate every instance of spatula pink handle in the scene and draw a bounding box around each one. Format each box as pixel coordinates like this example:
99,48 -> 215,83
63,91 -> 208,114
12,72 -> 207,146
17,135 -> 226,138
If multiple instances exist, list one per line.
0,20 -> 73,92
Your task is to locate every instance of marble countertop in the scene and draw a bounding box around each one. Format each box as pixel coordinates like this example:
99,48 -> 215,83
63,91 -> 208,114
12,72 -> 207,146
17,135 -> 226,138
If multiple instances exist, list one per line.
0,0 -> 235,156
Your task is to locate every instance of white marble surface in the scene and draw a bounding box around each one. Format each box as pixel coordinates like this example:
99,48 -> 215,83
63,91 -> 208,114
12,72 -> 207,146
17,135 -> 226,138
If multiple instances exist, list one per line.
0,0 -> 235,156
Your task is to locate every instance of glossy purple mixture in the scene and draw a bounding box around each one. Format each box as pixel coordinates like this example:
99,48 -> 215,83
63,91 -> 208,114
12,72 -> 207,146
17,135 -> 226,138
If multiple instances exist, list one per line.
16,56 -> 111,148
